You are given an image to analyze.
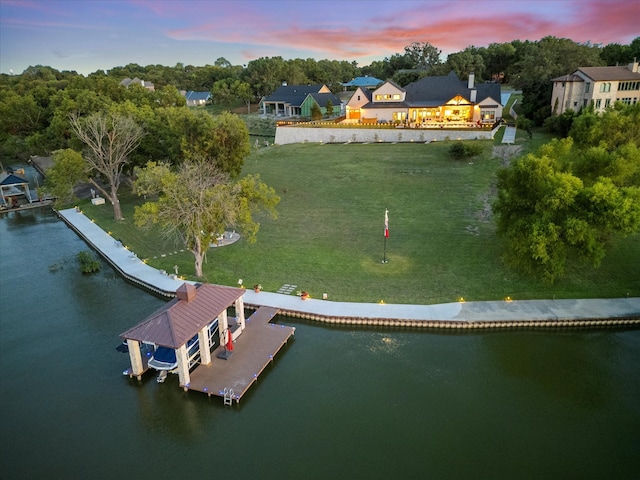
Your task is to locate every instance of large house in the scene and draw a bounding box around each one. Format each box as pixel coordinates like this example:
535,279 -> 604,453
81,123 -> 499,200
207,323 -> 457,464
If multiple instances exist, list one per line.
260,83 -> 342,117
345,72 -> 503,125
551,60 -> 640,114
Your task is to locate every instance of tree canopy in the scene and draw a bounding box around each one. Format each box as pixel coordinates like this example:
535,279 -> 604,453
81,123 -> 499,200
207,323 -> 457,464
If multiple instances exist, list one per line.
494,104 -> 640,282
133,159 -> 279,277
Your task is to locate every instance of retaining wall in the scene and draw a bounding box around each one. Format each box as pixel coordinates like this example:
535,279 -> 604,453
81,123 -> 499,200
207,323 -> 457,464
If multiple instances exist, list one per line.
274,125 -> 499,145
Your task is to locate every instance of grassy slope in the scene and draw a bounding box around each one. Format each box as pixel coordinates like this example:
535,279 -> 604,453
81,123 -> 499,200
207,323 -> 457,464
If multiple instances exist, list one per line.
81,138 -> 640,305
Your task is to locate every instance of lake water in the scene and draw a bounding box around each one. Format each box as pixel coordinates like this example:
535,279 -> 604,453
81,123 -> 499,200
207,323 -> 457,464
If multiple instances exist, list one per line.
1,207 -> 639,480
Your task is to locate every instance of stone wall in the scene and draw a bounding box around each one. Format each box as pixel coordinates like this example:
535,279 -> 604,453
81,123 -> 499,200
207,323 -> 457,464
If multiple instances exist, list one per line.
274,125 -> 499,145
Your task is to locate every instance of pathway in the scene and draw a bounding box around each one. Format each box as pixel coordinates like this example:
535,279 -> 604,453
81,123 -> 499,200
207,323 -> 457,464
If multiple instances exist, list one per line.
502,126 -> 517,144
56,208 -> 640,328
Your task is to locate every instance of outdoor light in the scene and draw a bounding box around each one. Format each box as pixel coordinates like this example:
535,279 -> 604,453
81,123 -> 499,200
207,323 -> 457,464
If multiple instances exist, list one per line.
505,296 -> 513,302
458,297 -> 465,303
379,300 -> 385,304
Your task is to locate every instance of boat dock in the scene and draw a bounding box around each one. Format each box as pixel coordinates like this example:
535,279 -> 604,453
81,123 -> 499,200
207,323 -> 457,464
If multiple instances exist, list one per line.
186,306 -> 294,404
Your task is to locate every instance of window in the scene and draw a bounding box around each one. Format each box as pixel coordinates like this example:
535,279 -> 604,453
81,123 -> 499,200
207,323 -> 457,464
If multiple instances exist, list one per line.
595,99 -> 602,108
605,99 -> 611,107
619,81 -> 640,91
480,110 -> 495,120
375,93 -> 401,101
585,82 -> 591,93
599,82 -> 611,93
621,97 -> 632,105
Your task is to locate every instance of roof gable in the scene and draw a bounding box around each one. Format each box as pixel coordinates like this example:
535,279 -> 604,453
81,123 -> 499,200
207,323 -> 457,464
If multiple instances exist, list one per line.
185,91 -> 211,101
308,92 -> 341,107
263,84 -> 330,106
120,284 -> 245,348
0,173 -> 29,186
346,87 -> 373,107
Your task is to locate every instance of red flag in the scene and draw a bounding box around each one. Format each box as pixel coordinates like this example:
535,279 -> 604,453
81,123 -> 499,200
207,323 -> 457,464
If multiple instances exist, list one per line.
384,209 -> 389,238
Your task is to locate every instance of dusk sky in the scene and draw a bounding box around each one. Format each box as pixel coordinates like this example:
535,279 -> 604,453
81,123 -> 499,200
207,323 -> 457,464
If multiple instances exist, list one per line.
0,0 -> 638,76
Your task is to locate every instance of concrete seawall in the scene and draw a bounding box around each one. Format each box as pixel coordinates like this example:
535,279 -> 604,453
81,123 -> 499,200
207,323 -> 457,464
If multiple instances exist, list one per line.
56,207 -> 640,330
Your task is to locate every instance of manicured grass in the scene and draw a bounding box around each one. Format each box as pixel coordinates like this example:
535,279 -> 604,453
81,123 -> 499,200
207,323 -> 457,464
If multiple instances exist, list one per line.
81,139 -> 640,305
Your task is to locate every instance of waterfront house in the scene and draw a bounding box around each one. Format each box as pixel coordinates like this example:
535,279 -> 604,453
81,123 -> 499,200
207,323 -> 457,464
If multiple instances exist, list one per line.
551,60 -> 640,114
346,71 -> 503,125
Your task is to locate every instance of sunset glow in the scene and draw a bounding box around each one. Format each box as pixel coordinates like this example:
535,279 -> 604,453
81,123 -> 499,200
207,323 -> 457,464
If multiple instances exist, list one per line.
0,0 -> 637,75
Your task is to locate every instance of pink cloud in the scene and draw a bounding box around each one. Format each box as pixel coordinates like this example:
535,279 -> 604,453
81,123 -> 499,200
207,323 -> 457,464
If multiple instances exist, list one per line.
162,0 -> 637,62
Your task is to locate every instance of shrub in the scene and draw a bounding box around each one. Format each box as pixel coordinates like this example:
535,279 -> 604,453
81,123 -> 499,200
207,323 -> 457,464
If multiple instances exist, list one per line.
448,142 -> 467,160
449,141 -> 484,160
77,250 -> 101,273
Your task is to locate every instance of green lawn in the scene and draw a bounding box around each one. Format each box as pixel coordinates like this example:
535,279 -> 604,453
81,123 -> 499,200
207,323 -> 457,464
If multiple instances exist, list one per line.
80,139 -> 640,305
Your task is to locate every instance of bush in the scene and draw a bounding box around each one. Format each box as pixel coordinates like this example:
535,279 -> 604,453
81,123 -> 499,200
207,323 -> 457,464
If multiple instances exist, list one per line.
77,250 -> 101,273
449,142 -> 466,160
449,141 -> 484,160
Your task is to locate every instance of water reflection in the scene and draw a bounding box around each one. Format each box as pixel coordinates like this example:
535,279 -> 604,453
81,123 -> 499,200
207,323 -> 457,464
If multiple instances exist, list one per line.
482,330 -> 621,408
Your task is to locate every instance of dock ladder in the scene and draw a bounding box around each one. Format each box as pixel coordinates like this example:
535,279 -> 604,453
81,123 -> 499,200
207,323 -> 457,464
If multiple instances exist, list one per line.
223,387 -> 235,406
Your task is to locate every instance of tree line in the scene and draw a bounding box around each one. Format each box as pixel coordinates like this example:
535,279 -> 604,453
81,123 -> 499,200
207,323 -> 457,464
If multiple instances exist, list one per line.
2,36 -> 639,160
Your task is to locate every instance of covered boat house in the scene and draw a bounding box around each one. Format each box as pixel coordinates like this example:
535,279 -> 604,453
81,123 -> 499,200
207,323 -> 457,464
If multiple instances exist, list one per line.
0,171 -> 34,209
121,283 -> 246,386
120,282 -> 295,404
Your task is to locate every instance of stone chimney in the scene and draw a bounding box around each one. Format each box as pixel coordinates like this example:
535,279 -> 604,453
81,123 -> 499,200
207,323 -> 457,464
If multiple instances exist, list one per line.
470,88 -> 477,103
629,58 -> 639,73
176,283 -> 196,302
468,72 -> 475,89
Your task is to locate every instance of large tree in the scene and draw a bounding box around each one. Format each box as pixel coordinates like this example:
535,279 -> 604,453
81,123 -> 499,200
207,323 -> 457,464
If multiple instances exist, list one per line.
69,111 -> 145,220
133,159 -> 279,277
494,111 -> 640,283
44,148 -> 86,207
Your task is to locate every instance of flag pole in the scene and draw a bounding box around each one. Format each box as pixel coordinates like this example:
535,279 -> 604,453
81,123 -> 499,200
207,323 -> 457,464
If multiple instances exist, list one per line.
383,209 -> 389,264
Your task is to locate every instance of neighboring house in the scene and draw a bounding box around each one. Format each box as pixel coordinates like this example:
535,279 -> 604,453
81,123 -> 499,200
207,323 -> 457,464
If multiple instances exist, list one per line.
119,77 -> 155,91
260,83 -> 342,117
344,87 -> 373,120
182,90 -> 212,106
346,71 -> 502,124
342,76 -> 384,90
551,60 -> 640,114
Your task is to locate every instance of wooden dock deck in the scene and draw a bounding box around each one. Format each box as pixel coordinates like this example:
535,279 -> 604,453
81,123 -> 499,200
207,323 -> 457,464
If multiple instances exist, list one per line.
184,306 -> 294,404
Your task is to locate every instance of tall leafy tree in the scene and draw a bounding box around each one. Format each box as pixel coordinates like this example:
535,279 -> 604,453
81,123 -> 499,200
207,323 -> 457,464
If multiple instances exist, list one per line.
133,159 -> 279,277
404,42 -> 442,70
44,148 -> 86,207
69,111 -> 145,220
495,105 -> 640,282
513,36 -> 603,124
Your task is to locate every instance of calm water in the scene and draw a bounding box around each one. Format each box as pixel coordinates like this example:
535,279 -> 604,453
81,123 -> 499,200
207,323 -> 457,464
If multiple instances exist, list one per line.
1,207 -> 639,480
